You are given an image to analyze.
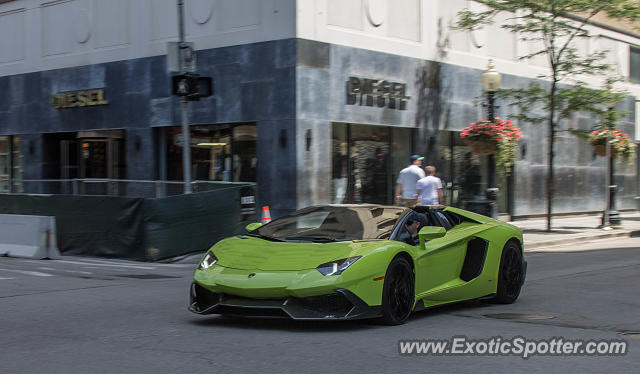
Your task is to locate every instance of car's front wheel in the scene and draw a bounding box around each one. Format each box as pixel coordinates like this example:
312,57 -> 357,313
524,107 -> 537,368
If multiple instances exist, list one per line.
380,256 -> 415,325
491,241 -> 525,304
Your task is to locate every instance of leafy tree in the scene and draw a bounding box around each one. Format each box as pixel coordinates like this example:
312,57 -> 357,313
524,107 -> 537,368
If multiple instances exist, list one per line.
455,0 -> 640,230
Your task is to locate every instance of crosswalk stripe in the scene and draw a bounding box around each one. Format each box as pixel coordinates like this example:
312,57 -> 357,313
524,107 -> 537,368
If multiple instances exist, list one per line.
0,268 -> 54,277
54,260 -> 156,270
38,267 -> 93,275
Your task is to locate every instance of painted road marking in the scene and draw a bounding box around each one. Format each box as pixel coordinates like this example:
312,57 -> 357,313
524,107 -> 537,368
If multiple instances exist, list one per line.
54,260 -> 156,270
38,267 -> 93,275
0,268 -> 54,277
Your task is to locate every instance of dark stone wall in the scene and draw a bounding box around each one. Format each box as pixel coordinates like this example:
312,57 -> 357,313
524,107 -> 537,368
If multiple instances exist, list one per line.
0,39 -> 298,216
295,40 -> 638,215
0,38 -> 637,216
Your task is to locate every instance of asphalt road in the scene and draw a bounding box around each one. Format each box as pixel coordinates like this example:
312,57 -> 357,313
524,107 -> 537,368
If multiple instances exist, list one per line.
1,238 -> 639,373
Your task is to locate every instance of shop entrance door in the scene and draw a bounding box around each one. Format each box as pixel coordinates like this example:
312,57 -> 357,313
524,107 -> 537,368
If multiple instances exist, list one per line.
60,131 -> 125,195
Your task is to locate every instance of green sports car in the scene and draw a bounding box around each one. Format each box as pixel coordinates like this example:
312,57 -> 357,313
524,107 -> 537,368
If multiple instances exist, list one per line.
189,204 -> 526,325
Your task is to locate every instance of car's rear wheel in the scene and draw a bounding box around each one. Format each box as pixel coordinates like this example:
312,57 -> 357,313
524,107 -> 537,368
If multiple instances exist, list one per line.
491,241 -> 524,304
380,256 -> 415,325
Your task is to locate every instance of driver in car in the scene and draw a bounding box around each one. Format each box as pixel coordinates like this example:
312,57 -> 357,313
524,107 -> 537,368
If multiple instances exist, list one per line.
397,213 -> 428,246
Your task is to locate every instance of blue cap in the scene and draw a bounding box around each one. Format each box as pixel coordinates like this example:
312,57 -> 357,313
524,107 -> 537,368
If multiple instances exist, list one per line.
410,155 -> 424,162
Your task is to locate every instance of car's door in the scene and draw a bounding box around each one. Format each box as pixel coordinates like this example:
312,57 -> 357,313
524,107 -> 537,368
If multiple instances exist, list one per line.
413,210 -> 469,300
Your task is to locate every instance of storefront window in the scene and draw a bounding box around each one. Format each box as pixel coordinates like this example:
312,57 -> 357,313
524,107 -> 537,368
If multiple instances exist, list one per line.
332,123 -> 414,205
438,131 -> 484,206
166,123 -> 257,182
0,136 -> 8,192
12,136 -> 23,193
331,124 -> 348,203
0,135 -> 23,193
438,131 -> 512,214
391,127 -> 413,197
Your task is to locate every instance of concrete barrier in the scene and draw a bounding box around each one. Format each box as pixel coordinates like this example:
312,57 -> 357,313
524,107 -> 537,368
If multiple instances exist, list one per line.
0,214 -> 60,259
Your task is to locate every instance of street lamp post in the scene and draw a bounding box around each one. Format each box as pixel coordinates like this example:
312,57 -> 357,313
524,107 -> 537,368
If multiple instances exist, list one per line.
602,102 -> 621,228
481,60 -> 501,217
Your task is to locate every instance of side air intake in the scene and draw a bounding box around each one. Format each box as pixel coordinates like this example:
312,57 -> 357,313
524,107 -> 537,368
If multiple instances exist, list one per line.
460,238 -> 489,282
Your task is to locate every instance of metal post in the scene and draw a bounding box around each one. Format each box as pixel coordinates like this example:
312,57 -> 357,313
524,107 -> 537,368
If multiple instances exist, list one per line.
602,107 -> 620,228
603,130 -> 611,229
609,155 -> 620,224
177,0 -> 192,194
487,91 -> 496,191
486,91 -> 497,218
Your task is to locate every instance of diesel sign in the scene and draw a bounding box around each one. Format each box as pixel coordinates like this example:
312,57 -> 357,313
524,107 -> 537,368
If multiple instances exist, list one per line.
51,89 -> 109,109
346,77 -> 410,110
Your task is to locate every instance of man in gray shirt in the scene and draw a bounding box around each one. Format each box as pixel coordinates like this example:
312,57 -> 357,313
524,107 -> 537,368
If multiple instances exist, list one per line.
395,155 -> 425,207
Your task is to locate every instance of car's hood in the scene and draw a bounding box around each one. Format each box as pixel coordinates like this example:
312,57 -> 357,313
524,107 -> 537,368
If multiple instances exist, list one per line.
210,236 -> 385,271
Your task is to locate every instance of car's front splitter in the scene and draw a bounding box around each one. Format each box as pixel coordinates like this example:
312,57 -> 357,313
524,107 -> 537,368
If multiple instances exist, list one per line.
189,282 -> 381,320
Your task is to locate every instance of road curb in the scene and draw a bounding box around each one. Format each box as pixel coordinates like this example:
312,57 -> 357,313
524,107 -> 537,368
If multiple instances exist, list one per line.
525,230 -> 638,251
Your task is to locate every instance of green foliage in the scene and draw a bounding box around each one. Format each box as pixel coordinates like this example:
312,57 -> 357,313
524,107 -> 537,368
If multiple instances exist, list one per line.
455,0 -> 640,124
455,0 -> 640,228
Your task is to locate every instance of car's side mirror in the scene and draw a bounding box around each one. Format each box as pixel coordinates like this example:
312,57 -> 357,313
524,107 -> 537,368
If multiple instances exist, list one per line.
245,222 -> 263,232
418,226 -> 446,247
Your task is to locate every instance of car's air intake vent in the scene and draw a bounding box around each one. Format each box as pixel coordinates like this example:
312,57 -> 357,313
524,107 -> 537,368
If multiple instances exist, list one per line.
460,238 -> 489,282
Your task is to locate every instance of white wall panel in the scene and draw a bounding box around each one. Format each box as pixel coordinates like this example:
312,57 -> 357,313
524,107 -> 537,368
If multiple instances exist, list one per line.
216,0 -> 261,31
327,0 -> 362,30
150,0 -> 178,41
388,0 -> 420,41
487,11 -> 515,60
0,8 -> 25,63
41,0 -> 75,56
94,0 -> 129,48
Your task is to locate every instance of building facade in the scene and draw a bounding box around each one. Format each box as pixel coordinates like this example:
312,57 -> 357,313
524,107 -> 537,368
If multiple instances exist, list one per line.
0,0 -> 638,218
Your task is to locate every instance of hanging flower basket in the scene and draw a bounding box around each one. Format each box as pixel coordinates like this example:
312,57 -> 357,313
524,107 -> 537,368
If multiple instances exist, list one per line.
464,139 -> 497,155
588,129 -> 636,162
592,143 -> 611,157
460,118 -> 522,172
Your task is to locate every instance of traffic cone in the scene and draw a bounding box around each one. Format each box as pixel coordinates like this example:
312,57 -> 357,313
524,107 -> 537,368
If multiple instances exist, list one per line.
261,206 -> 272,223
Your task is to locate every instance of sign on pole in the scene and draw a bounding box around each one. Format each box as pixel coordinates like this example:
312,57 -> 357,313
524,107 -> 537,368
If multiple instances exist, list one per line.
167,41 -> 196,73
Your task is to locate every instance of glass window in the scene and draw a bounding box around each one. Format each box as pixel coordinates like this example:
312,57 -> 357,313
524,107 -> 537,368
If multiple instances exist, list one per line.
0,136 -> 23,193
331,124 -> 415,205
11,136 -> 23,193
253,205 -> 405,241
433,211 -> 453,230
166,123 -> 256,182
391,127 -> 413,195
631,47 -> 640,84
331,123 -> 349,203
350,124 -> 390,204
0,136 -> 8,193
439,131 -> 484,206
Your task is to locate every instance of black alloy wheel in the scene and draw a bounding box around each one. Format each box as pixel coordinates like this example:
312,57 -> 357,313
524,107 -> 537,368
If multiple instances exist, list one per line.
380,256 -> 415,325
492,241 -> 524,304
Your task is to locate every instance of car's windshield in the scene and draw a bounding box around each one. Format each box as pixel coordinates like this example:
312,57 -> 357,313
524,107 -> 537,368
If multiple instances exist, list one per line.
252,206 -> 406,242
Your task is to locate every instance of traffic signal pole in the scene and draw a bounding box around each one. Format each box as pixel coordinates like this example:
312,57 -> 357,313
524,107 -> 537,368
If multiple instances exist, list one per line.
177,0 -> 192,194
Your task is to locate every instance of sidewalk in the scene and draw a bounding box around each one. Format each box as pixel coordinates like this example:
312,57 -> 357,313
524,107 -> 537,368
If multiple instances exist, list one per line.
510,211 -> 640,251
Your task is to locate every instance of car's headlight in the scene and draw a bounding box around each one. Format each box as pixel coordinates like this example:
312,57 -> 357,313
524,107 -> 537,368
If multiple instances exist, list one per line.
198,252 -> 218,270
316,256 -> 361,276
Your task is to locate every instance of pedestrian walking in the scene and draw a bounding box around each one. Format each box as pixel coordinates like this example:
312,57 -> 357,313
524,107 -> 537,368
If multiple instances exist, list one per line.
395,155 -> 425,207
416,165 -> 443,205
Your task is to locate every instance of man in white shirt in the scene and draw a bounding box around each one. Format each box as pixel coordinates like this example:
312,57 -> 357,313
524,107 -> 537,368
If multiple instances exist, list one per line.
395,155 -> 425,207
416,165 -> 443,205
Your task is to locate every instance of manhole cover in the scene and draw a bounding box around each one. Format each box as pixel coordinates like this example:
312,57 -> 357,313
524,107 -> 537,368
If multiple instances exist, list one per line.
116,274 -> 181,279
620,332 -> 640,339
484,313 -> 555,320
